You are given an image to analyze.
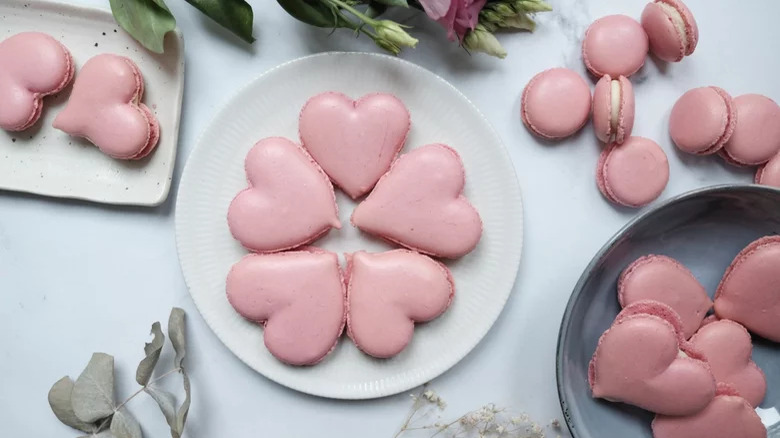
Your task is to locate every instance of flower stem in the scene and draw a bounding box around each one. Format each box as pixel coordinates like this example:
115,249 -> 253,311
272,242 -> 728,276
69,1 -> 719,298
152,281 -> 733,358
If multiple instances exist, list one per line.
327,0 -> 376,25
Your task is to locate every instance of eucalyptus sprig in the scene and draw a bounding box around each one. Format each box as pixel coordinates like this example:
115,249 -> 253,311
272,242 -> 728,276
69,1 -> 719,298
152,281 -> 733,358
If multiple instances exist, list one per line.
48,308 -> 191,438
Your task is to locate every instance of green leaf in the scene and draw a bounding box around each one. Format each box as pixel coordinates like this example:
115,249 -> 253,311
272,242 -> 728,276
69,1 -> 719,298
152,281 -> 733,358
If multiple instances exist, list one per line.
168,308 -> 186,369
108,0 -> 177,54
175,371 -> 191,437
184,0 -> 255,44
144,386 -> 177,435
136,322 -> 165,386
73,353 -> 115,423
373,0 -> 408,7
111,410 -> 143,438
79,432 -> 115,438
277,0 -> 343,28
48,377 -> 97,433
366,2 -> 388,18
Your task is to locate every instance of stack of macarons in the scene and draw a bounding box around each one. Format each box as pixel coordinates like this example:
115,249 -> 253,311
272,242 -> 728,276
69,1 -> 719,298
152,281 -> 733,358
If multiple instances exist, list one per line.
589,235 -> 780,437
522,0 -> 701,208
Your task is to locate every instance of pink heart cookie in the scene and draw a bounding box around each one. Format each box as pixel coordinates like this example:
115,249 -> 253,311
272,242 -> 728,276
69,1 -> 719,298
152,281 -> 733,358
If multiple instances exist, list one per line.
690,319 -> 766,407
351,144 -> 483,259
589,301 -> 716,415
299,92 -> 410,199
618,255 -> 712,339
227,137 -> 341,253
346,250 -> 454,358
0,32 -> 74,131
53,54 -> 159,160
652,385 -> 767,438
715,235 -> 780,342
226,248 -> 346,366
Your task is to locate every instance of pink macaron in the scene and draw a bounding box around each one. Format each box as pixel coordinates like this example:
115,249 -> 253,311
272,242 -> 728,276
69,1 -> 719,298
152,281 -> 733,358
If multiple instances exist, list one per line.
597,136 -> 670,208
669,87 -> 736,155
720,94 -> 780,166
756,152 -> 780,187
641,0 -> 699,62
582,15 -> 649,78
592,75 -> 635,144
521,68 -> 592,139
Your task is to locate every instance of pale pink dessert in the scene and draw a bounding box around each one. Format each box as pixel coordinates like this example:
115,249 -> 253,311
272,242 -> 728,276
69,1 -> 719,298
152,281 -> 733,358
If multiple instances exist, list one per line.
521,68 -> 592,139
652,385 -> 767,438
53,54 -> 159,160
618,255 -> 712,339
641,0 -> 699,62
597,136 -> 669,208
351,144 -> 482,259
714,235 -> 780,342
0,32 -> 74,131
721,94 -> 780,166
669,87 -> 736,155
756,152 -> 780,187
690,320 -> 767,407
589,300 -> 716,416
226,248 -> 346,366
299,92 -> 410,199
592,74 -> 634,145
346,250 -> 454,359
227,137 -> 341,253
582,15 -> 649,77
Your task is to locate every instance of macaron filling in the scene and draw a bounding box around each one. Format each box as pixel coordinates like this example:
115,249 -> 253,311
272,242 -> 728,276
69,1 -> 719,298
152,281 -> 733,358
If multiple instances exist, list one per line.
610,80 -> 621,134
657,1 -> 689,52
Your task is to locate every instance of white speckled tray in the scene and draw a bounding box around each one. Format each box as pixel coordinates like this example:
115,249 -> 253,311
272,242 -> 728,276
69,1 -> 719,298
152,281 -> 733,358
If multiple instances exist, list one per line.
0,0 -> 184,206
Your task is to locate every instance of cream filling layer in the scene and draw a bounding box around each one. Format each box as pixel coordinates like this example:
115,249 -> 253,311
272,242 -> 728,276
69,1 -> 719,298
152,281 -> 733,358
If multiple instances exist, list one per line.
658,1 -> 689,52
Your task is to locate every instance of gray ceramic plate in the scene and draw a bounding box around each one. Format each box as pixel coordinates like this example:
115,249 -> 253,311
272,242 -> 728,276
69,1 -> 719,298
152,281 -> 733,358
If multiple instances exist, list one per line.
557,185 -> 780,437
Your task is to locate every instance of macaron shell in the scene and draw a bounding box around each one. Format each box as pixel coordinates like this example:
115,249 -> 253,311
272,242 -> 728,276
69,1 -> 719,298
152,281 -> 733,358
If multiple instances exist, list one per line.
651,394 -> 766,438
592,75 -> 614,143
669,87 -> 735,155
582,15 -> 649,77
756,152 -> 780,187
722,94 -> 780,165
616,76 -> 635,144
597,137 -> 670,208
521,68 -> 592,139
641,0 -> 698,62
666,0 -> 699,55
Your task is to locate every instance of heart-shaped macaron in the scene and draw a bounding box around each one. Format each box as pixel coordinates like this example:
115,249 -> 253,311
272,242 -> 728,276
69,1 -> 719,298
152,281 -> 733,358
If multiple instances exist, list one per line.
226,248 -> 346,366
652,385 -> 767,438
299,92 -> 410,199
52,54 -> 159,160
618,255 -> 712,339
0,32 -> 74,131
346,250 -> 454,358
715,235 -> 780,342
351,143 -> 482,259
589,301 -> 716,415
690,319 -> 766,407
228,137 -> 341,253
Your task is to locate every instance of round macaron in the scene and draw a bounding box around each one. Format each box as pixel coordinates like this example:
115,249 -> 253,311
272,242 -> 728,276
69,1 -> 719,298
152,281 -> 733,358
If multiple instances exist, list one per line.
521,68 -> 592,139
593,75 -> 635,144
669,87 -> 736,155
641,0 -> 699,62
582,15 -> 649,77
756,152 -> 780,187
597,136 -> 670,208
721,94 -> 780,166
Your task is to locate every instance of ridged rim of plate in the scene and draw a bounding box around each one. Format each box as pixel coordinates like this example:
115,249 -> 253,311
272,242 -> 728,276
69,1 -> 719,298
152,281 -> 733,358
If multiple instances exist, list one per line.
175,52 -> 523,399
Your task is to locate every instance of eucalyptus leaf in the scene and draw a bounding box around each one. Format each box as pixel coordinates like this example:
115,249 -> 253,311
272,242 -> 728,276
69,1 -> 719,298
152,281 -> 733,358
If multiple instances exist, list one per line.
144,386 -> 176,435
111,410 -> 143,438
108,0 -> 176,54
175,371 -> 191,437
48,376 -> 97,433
183,0 -> 255,44
373,0 -> 408,7
277,0 -> 343,28
79,432 -> 115,438
168,308 -> 186,369
73,353 -> 115,423
136,322 -> 165,386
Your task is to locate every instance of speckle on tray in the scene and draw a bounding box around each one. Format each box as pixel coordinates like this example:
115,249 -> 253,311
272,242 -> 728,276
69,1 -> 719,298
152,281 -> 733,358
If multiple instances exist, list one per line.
102,32 -> 106,36
11,138 -> 16,143
114,29 -> 117,33
94,42 -> 98,47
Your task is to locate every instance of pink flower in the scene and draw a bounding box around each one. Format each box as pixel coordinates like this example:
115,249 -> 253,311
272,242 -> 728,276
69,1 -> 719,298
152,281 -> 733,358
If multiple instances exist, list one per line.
418,0 -> 487,41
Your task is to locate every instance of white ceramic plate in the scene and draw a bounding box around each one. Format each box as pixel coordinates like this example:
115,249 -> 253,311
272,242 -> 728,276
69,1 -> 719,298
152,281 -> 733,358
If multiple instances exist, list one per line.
175,52 -> 523,399
0,0 -> 184,206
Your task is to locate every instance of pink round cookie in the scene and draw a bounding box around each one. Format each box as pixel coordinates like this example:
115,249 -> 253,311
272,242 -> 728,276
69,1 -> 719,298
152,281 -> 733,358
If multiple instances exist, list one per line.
714,235 -> 780,342
53,54 -> 159,160
670,87 -> 736,155
597,136 -> 670,208
652,387 -> 766,438
756,152 -> 780,187
0,32 -> 74,131
346,250 -> 454,359
690,320 -> 767,407
582,15 -> 649,77
225,248 -> 346,366
299,92 -> 410,199
641,0 -> 699,62
722,94 -> 780,166
618,255 -> 712,339
521,68 -> 592,139
589,301 -> 716,415
228,137 -> 341,253
592,74 -> 635,144
351,143 -> 482,259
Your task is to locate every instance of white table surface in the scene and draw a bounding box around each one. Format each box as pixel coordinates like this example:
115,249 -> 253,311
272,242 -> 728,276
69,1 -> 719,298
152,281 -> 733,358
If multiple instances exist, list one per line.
2,0 -> 779,436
